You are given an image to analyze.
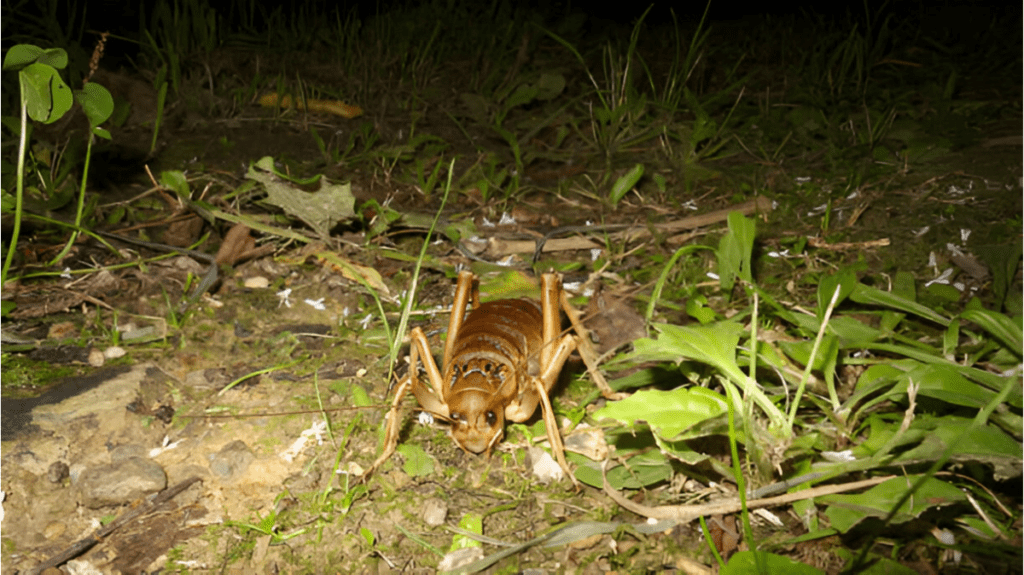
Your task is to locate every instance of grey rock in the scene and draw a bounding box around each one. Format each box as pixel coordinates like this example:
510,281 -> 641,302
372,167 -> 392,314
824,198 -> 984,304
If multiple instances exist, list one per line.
47,461 -> 70,483
110,444 -> 147,463
421,497 -> 448,526
78,457 -> 167,508
209,440 -> 255,479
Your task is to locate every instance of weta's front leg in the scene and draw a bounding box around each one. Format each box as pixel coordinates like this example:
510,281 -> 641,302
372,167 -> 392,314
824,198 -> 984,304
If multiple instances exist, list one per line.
536,274 -> 581,489
367,327 -> 448,477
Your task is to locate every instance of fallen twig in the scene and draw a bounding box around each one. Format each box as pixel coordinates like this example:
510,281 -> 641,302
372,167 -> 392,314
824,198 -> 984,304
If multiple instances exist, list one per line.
27,476 -> 203,575
601,464 -> 894,523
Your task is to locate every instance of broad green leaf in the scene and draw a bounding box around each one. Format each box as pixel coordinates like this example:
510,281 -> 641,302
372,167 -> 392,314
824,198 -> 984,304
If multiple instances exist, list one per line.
852,361 -> 997,417
533,71 -> 566,100
478,269 -> 539,300
822,476 -> 965,533
572,450 -> 671,489
350,384 -> 372,408
864,342 -> 1019,398
958,516 -> 1011,541
3,44 -> 44,70
630,321 -> 743,373
851,413 -> 928,457
716,212 -> 755,295
979,243 -> 1022,311
317,252 -> 391,299
609,163 -> 643,206
892,271 -> 916,301
75,82 -> 114,129
943,319 -> 960,359
817,267 -> 858,319
504,83 -> 539,109
605,367 -> 664,393
854,556 -> 921,575
685,295 -> 716,324
893,416 -> 1022,479
722,551 -> 823,575
395,444 -> 435,478
252,155 -> 322,185
825,315 -> 882,346
3,45 -> 66,70
851,283 -> 950,326
904,363 -> 994,408
959,308 -> 1022,358
21,63 -> 73,124
652,435 -> 714,465
593,387 -> 728,440
778,335 -> 839,371
626,320 -> 787,430
451,512 -> 483,551
854,414 -> 1022,479
844,361 -> 914,408
160,170 -> 190,196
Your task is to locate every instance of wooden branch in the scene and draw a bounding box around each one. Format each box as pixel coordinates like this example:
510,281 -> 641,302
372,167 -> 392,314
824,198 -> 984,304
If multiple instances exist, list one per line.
602,467 -> 895,523
485,196 -> 774,257
27,477 -> 203,575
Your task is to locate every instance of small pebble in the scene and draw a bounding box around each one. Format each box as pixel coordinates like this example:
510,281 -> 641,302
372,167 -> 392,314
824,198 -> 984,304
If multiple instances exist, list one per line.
527,446 -> 563,484
421,498 -> 448,526
438,547 -> 484,572
209,440 -> 255,479
103,346 -> 126,359
87,348 -> 105,367
47,461 -> 69,483
43,521 -> 66,540
244,276 -> 270,288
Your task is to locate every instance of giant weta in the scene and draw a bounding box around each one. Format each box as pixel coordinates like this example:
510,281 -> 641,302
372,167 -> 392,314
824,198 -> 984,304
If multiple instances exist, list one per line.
369,271 -> 622,487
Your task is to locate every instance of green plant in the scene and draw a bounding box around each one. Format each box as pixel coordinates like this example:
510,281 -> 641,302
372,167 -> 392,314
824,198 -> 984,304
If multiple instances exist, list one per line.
543,10 -> 662,163
225,498 -> 307,545
1,44 -> 112,303
591,203 -> 1020,568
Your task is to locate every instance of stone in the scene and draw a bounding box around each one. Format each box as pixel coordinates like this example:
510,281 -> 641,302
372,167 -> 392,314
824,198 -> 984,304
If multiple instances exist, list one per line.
78,457 -> 167,508
209,440 -> 255,480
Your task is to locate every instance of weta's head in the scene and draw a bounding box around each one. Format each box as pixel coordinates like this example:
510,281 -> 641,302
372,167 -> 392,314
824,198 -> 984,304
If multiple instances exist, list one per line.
446,374 -> 506,454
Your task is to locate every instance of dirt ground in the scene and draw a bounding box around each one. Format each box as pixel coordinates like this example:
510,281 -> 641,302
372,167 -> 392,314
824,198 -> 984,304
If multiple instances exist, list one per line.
1,46 -> 1021,574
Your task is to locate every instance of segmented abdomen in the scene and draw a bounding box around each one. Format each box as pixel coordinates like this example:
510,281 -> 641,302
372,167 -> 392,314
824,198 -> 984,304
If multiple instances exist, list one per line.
446,298 -> 544,386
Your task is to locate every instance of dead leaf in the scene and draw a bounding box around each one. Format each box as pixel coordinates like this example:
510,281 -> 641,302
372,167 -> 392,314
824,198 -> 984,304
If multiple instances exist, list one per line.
215,223 -> 256,266
248,157 -> 356,239
316,252 -> 391,299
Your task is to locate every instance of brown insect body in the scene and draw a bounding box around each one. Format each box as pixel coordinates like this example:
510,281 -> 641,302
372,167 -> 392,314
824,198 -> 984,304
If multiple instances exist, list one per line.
433,297 -> 545,454
370,271 -> 623,487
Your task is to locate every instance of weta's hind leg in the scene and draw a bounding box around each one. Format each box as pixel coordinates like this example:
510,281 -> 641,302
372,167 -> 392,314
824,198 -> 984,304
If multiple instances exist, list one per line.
559,287 -> 628,401
443,271 -> 479,369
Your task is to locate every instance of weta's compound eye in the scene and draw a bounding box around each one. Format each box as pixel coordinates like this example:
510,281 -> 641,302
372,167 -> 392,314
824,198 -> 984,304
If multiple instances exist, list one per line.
486,411 -> 497,426
484,362 -> 493,373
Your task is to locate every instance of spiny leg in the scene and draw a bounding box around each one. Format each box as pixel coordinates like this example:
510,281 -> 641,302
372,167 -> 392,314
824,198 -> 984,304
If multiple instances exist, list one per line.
367,375 -> 413,477
559,288 -> 628,401
443,271 -> 478,369
540,273 -> 561,369
368,327 -> 447,477
534,334 -> 580,489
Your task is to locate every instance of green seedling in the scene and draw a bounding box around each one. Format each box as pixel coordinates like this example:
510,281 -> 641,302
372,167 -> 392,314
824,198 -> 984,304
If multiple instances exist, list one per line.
225,505 -> 307,546
608,163 -> 643,208
2,44 -> 112,292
